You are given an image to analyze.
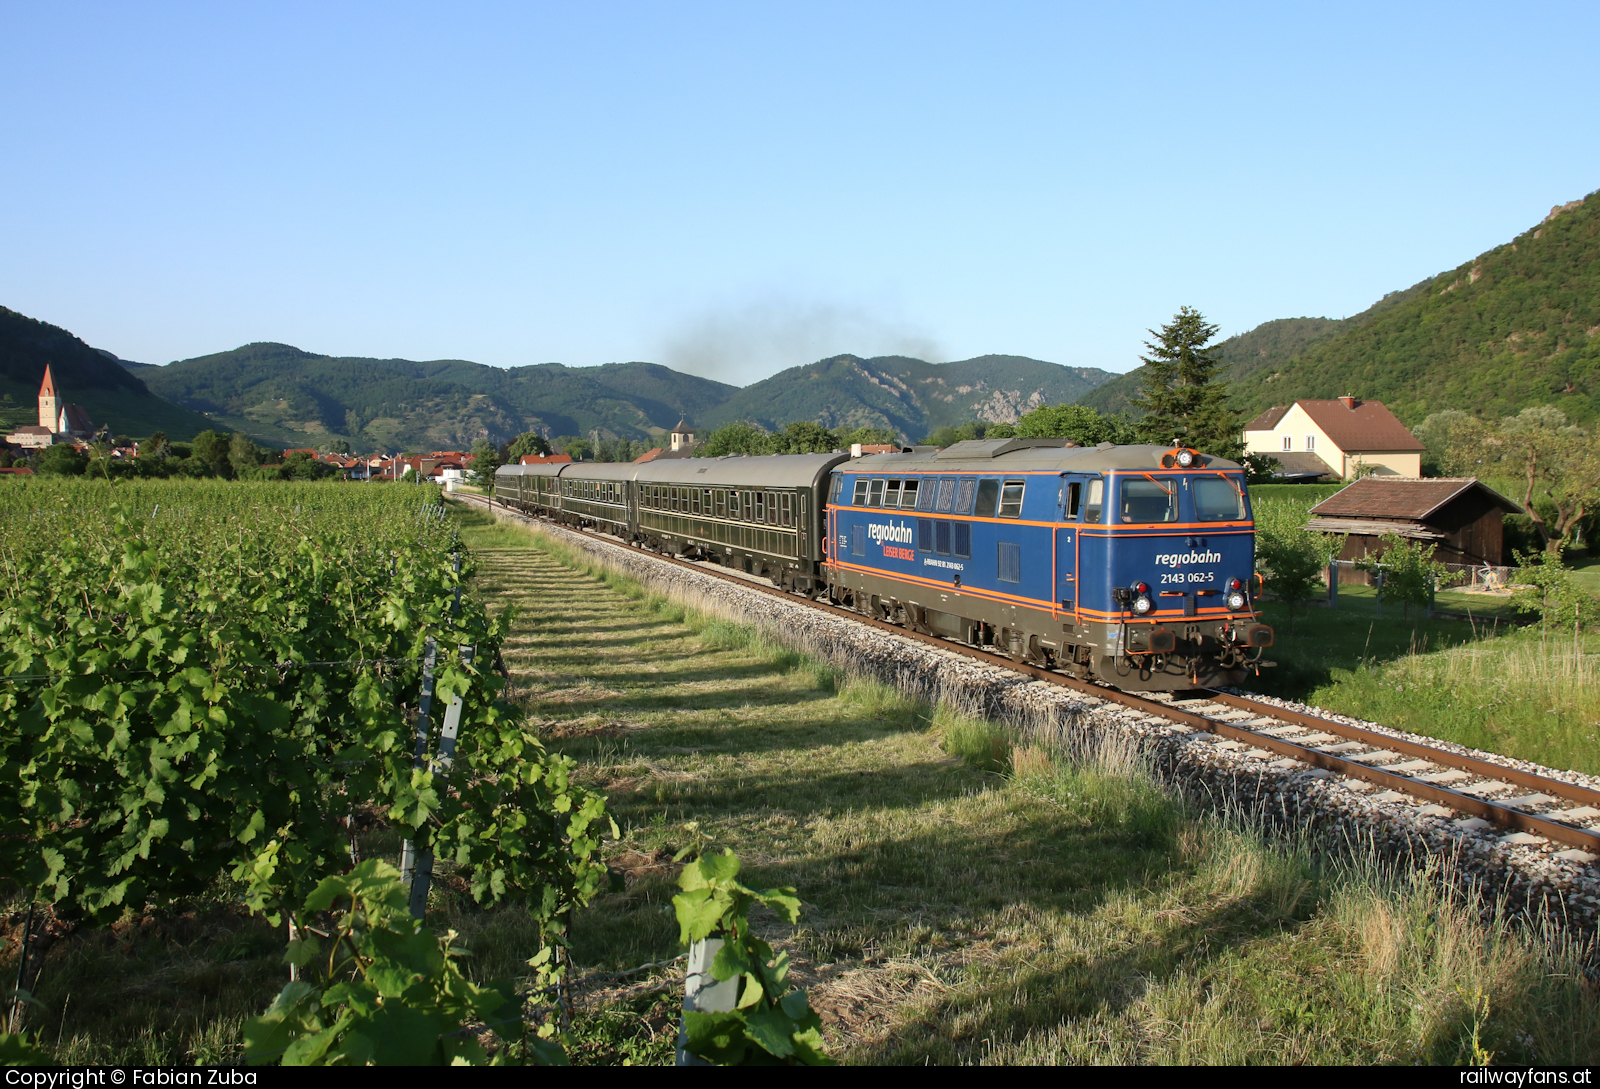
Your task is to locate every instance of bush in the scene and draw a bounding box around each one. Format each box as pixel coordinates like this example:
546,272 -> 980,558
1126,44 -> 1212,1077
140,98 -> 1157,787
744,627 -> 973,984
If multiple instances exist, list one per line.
1511,544 -> 1596,630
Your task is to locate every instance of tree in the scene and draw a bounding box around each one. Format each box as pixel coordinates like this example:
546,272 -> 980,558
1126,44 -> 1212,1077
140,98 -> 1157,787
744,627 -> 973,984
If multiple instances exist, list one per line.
1510,544 -> 1594,631
1015,403 -> 1136,445
553,435 -> 592,461
35,443 -> 86,477
771,421 -> 837,454
279,451 -> 334,480
1369,534 -> 1452,622
505,431 -> 551,461
142,430 -> 170,459
1130,307 -> 1242,459
469,439 -> 501,487
191,430 -> 232,477
1252,495 -> 1345,632
696,423 -> 772,457
833,426 -> 899,448
1441,407 -> 1600,553
230,432 -> 263,474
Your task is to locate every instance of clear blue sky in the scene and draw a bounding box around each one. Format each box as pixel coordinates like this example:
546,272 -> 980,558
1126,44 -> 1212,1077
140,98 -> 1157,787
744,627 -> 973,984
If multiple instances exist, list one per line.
3,2 -> 1597,386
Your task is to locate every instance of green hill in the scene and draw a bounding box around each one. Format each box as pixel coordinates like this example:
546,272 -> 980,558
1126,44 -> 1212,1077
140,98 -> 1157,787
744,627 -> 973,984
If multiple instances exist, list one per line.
1225,190 -> 1600,426
702,353 -> 1115,440
138,343 -> 740,451
1087,189 -> 1600,428
0,307 -> 220,440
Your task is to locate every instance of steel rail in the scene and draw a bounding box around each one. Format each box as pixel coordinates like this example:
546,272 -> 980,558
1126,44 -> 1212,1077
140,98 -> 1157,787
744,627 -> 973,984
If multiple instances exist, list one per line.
467,494 -> 1600,854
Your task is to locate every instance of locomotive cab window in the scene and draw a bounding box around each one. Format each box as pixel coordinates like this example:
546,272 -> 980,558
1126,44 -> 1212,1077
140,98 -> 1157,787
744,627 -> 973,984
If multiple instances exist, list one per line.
998,481 -> 1025,518
1194,475 -> 1247,521
852,478 -> 869,506
975,479 -> 999,518
1083,478 -> 1104,523
900,478 -> 920,509
1064,480 -> 1082,520
1120,478 -> 1178,523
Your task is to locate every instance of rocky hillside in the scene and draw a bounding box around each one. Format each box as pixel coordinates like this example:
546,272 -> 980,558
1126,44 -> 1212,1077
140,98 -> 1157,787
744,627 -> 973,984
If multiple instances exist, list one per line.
702,353 -> 1115,439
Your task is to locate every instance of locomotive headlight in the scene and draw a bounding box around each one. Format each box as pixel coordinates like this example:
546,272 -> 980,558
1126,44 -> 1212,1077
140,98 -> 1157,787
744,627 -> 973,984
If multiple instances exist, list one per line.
1133,594 -> 1153,615
1227,590 -> 1247,610
1176,449 -> 1194,467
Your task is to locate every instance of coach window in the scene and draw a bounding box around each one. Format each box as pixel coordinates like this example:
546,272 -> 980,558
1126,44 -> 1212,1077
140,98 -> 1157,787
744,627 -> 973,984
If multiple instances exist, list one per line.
935,478 -> 957,512
954,522 -> 971,559
728,490 -> 741,519
867,478 -> 886,506
998,480 -> 1026,518
691,489 -> 701,514
900,478 -> 920,509
975,479 -> 1000,518
883,479 -> 902,508
754,491 -> 766,522
916,477 -> 938,512
852,478 -> 870,506
766,492 -> 778,524
1195,475 -> 1247,521
1120,478 -> 1178,523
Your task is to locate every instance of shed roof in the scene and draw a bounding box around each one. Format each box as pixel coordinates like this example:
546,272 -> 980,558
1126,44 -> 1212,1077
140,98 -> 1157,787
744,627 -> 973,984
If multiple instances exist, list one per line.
1266,451 -> 1335,478
1309,477 -> 1521,521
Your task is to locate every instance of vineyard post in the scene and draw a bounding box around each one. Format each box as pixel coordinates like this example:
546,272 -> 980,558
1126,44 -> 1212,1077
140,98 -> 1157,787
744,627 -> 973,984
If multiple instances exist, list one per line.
7,902 -> 34,1033
407,644 -> 475,920
676,937 -> 737,1066
399,636 -> 440,889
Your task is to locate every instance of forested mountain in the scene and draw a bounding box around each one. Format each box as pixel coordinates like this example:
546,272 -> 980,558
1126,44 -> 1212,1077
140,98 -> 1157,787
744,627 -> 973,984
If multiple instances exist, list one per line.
702,353 -> 1115,439
137,344 -> 739,451
1085,189 -> 1600,427
1225,191 -> 1600,425
0,307 -> 217,439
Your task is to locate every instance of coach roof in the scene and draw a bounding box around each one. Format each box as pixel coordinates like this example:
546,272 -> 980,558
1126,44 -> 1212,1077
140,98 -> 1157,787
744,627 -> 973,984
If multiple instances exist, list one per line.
849,442 -> 1243,473
635,452 -> 849,489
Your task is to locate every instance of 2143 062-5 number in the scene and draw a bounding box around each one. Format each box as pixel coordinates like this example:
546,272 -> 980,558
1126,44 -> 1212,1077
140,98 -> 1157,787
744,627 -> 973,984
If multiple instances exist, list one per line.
1160,572 -> 1214,584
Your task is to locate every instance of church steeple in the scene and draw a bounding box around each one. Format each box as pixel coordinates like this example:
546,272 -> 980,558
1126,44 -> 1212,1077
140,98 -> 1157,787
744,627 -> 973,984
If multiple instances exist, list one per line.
38,365 -> 59,431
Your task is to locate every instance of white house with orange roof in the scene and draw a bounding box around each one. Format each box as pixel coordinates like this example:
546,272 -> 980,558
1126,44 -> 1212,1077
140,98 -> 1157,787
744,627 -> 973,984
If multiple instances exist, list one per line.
1243,396 -> 1424,480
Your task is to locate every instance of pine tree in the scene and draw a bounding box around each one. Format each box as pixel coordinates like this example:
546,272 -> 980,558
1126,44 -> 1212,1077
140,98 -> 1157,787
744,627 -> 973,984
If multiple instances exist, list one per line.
1129,306 -> 1241,459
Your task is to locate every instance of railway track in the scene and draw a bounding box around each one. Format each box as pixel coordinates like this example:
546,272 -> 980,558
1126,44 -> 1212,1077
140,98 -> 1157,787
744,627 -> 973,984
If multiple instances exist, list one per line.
465,494 -> 1600,858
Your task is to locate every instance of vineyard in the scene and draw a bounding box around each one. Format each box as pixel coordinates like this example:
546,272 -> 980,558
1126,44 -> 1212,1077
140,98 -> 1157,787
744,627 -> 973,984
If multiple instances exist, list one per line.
0,480 -> 614,1063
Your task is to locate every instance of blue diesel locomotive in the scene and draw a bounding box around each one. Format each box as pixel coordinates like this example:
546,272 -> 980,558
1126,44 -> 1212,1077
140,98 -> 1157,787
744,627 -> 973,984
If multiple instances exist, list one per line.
493,436 -> 1272,691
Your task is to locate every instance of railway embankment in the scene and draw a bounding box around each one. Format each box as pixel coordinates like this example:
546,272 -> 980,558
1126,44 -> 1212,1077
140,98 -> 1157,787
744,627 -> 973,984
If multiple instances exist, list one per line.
467,496 -> 1600,937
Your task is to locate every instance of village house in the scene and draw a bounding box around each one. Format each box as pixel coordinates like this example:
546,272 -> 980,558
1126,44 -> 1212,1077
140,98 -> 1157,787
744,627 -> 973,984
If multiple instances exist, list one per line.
1244,396 -> 1424,480
1306,476 -> 1523,567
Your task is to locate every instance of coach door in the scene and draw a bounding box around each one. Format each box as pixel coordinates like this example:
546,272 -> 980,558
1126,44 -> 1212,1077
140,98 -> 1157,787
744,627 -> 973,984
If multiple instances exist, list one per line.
1055,474 -> 1088,614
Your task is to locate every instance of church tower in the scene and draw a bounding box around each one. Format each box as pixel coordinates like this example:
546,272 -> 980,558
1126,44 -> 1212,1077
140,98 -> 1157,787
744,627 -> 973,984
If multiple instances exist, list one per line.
38,365 -> 59,432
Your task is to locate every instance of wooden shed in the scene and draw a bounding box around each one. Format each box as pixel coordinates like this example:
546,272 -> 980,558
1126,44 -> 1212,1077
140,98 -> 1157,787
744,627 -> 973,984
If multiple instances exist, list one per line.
1305,477 -> 1522,566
